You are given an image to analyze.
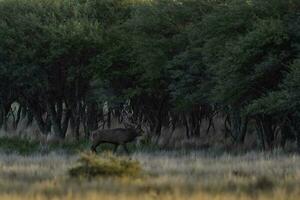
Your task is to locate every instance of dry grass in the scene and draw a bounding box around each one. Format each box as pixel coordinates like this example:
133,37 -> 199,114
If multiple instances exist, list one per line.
0,151 -> 300,199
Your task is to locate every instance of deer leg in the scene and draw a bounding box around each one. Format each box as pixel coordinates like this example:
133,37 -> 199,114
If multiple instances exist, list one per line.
91,144 -> 97,153
123,144 -> 130,155
113,144 -> 119,153
91,142 -> 100,153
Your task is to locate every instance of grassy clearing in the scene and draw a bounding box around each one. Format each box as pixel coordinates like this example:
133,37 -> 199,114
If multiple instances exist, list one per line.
0,151 -> 299,199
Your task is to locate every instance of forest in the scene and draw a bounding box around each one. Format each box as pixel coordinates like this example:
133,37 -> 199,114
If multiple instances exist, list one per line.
1,0 -> 300,199
1,0 -> 300,151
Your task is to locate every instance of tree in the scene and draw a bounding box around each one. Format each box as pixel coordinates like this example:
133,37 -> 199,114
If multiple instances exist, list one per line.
0,0 -> 102,138
201,0 -> 298,147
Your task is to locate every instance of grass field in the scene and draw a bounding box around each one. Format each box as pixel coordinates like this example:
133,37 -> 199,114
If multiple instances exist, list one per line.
0,150 -> 300,200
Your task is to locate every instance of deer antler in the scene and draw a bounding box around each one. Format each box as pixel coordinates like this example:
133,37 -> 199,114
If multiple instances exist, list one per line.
121,106 -> 137,128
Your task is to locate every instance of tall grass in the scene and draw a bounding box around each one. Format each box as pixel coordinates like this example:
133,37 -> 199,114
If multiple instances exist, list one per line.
0,151 -> 300,199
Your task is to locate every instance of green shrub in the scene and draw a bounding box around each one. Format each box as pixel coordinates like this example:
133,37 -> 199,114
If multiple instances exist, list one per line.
250,176 -> 275,192
47,139 -> 90,153
0,137 -> 39,154
0,136 -> 158,155
69,152 -> 142,178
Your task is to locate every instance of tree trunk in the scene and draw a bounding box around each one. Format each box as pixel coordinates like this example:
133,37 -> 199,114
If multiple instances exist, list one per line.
47,101 -> 70,139
85,102 -> 98,138
0,106 -> 4,130
289,113 -> 300,152
229,107 -> 248,144
31,107 -> 48,135
183,114 -> 190,139
224,115 -> 231,138
13,104 -> 22,130
255,118 -> 266,150
107,108 -> 111,129
70,115 -> 80,140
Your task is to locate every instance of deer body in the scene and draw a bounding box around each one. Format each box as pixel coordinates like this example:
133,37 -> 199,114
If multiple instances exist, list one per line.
90,128 -> 142,154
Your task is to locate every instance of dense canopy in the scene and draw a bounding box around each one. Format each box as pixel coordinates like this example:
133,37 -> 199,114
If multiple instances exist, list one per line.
1,0 -> 300,151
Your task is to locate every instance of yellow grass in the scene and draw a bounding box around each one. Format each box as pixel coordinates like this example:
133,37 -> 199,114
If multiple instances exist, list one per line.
0,151 -> 300,199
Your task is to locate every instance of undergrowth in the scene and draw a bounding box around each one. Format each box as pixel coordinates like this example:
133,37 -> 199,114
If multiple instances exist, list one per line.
0,136 -> 160,155
0,137 -> 40,155
69,152 -> 142,178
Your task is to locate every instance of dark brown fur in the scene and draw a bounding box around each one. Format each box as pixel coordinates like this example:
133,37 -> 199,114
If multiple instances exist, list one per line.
90,128 -> 142,154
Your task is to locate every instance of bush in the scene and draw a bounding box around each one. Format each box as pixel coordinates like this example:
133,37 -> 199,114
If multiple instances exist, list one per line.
0,137 -> 40,154
250,176 -> 275,192
46,139 -> 90,153
0,136 -> 92,154
69,152 -> 142,178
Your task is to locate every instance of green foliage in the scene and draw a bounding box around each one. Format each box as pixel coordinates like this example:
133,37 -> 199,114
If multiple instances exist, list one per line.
1,0 -> 300,149
47,139 -> 91,153
69,152 -> 142,178
0,136 -> 161,155
202,0 -> 292,107
0,137 -> 40,154
0,136 -> 92,154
